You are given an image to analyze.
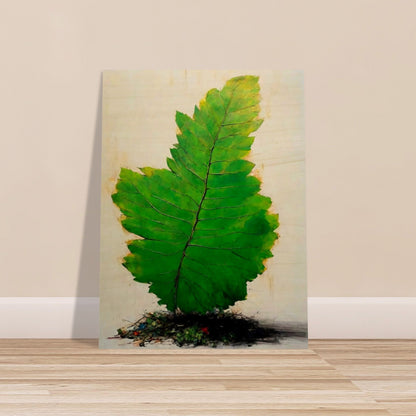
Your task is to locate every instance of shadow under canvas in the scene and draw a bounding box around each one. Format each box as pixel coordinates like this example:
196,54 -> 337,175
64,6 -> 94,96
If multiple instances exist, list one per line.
72,76 -> 102,340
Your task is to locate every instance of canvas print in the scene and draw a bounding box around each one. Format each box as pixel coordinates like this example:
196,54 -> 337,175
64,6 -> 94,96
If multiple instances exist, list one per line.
100,71 -> 306,348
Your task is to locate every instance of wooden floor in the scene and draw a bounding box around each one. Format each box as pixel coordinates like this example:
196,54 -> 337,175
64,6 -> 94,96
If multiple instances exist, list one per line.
0,340 -> 414,415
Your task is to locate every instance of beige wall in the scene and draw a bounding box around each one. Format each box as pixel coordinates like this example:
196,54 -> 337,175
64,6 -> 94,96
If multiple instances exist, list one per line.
1,0 -> 415,297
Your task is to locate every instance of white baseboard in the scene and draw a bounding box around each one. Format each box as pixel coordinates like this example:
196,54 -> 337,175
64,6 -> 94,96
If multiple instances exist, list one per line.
308,297 -> 416,339
0,297 -> 99,339
0,297 -> 415,339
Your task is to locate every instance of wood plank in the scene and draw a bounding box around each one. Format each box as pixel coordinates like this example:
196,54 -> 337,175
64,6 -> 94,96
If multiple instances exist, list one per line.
0,366 -> 345,380
0,354 -> 325,365
0,378 -> 359,391
0,403 -> 392,416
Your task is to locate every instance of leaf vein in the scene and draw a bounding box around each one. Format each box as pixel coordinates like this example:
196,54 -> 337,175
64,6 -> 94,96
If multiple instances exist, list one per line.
120,191 -> 193,226
172,87 -> 237,310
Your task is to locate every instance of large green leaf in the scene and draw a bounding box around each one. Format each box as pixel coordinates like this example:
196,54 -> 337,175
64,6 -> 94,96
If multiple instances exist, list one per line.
112,75 -> 279,313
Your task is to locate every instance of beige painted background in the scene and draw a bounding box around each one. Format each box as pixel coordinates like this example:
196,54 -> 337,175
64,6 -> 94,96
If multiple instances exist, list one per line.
1,0 -> 416,298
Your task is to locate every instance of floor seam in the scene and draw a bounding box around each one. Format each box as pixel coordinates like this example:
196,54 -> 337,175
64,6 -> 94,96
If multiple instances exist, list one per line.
311,347 -> 395,416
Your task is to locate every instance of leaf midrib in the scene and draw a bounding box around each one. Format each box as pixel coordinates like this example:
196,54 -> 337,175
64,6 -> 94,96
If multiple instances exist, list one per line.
172,91 -> 235,311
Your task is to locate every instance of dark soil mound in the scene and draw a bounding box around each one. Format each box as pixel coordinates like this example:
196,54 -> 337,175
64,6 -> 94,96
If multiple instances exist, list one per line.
115,311 -> 281,347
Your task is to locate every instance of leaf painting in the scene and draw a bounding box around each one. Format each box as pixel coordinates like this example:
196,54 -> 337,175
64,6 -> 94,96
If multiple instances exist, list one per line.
112,75 -> 279,314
